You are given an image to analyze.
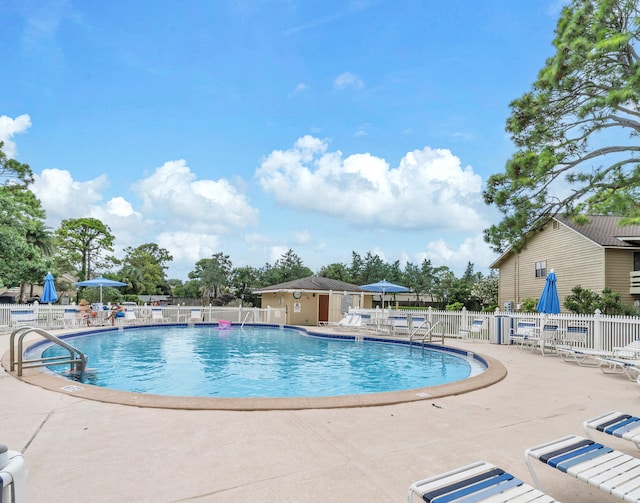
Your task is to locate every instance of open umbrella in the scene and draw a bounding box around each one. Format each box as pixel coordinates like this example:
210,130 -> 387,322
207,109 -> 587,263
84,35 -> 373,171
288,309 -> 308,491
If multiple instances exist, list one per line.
536,269 -> 560,314
360,279 -> 409,308
40,272 -> 58,304
75,276 -> 127,304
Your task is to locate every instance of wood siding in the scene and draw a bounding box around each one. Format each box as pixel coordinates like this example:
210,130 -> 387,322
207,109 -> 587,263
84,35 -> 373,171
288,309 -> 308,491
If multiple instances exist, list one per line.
496,220 -> 605,311
604,248 -> 636,304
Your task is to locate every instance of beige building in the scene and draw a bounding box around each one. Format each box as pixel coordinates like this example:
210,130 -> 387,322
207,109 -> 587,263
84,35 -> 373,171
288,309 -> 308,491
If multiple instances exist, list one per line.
254,276 -> 374,326
490,215 -> 640,312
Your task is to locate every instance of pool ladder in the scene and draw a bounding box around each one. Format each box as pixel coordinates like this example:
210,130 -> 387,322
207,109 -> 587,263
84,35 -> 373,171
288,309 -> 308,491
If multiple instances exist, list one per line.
409,321 -> 444,347
9,326 -> 87,377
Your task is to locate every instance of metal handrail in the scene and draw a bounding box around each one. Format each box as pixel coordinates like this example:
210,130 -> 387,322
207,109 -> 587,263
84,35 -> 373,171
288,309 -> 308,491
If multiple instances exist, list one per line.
10,326 -> 87,377
409,320 -> 444,346
241,312 -> 251,328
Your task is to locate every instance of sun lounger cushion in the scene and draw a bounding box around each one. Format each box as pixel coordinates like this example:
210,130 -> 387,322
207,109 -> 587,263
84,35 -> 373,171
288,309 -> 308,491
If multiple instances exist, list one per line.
408,460 -> 558,502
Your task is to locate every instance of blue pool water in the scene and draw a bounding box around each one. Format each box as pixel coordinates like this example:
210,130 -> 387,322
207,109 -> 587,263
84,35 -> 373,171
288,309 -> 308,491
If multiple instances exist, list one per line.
40,325 -> 481,398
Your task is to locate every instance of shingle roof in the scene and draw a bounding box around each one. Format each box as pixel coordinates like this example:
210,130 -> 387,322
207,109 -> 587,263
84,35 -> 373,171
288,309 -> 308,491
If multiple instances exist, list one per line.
253,276 -> 364,293
556,215 -> 640,247
490,214 -> 640,268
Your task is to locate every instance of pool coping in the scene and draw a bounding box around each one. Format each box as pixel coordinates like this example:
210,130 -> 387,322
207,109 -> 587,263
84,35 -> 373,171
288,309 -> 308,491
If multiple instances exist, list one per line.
1,324 -> 507,411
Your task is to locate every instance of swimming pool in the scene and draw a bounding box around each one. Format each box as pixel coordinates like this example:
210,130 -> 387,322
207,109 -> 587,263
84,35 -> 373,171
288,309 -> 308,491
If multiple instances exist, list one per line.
38,325 -> 485,399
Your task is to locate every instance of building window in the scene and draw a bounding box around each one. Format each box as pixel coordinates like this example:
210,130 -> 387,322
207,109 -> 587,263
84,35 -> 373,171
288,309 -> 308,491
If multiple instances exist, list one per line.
635,252 -> 640,272
535,261 -> 547,278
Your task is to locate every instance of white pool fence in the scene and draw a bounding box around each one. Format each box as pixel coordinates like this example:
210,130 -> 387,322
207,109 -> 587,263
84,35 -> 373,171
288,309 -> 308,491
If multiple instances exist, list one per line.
1,303 -> 639,353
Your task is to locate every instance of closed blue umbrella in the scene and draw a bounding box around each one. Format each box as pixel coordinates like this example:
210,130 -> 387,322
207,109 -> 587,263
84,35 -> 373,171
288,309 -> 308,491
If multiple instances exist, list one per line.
40,272 -> 58,304
75,276 -> 127,304
360,279 -> 409,307
536,269 -> 560,314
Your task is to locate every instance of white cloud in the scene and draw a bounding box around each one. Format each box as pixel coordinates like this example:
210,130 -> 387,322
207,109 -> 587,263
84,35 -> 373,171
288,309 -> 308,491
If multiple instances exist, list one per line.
31,168 -> 106,221
334,72 -> 364,91
0,114 -> 32,157
256,135 -> 487,231
269,245 -> 290,263
133,159 -> 259,233
105,197 -> 138,218
290,83 -> 308,96
156,231 -> 220,265
291,230 -> 311,244
30,159 -> 261,279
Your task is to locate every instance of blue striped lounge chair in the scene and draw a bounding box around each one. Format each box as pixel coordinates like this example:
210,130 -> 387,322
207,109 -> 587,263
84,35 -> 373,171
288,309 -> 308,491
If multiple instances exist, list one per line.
509,320 -> 537,350
459,318 -> 485,342
525,433 -> 640,501
584,411 -> 640,450
408,460 -> 558,502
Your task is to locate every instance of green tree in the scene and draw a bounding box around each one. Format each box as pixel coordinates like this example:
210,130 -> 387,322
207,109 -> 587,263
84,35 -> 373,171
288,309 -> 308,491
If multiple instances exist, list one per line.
119,243 -> 173,295
484,0 -> 640,253
54,218 -> 117,281
261,249 -> 313,285
0,143 -> 53,294
169,278 -> 201,299
564,284 -> 635,314
318,262 -> 352,283
471,272 -> 499,310
230,265 -> 263,306
189,252 -> 233,304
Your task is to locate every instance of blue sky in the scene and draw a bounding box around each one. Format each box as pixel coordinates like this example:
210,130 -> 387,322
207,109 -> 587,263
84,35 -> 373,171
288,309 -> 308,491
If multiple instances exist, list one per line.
1,0 -> 567,281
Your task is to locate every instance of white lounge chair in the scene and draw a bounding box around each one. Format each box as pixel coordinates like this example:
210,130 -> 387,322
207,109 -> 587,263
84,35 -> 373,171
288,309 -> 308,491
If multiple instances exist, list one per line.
560,336 -> 640,368
509,320 -> 537,350
408,460 -> 558,502
584,411 -> 640,450
335,313 -> 360,328
122,311 -> 137,324
150,307 -> 169,323
459,318 -> 485,342
599,356 -> 640,381
525,433 -> 640,502
10,309 -> 36,328
0,446 -> 27,503
188,308 -> 202,322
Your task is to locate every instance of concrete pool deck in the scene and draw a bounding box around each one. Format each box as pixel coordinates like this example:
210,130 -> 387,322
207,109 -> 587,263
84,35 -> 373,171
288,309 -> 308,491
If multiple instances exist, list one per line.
1,327 -> 639,502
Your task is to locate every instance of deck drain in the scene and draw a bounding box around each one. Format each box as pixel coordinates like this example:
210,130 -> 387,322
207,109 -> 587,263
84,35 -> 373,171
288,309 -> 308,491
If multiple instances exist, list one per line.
415,392 -> 431,398
61,385 -> 83,392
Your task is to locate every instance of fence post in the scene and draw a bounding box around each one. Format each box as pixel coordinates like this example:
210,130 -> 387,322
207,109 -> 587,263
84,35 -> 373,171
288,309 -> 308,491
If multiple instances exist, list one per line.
461,307 -> 468,330
593,309 -> 602,350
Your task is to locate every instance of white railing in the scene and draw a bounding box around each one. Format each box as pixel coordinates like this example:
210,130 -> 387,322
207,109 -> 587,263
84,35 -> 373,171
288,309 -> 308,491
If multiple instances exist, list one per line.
350,306 -> 640,351
0,304 -> 286,332
2,303 -> 639,354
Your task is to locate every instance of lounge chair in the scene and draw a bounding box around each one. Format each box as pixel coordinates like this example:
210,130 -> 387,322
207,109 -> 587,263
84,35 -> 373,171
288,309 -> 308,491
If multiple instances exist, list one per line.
459,318 -> 485,342
599,356 -> 640,381
509,320 -> 537,350
408,460 -> 558,502
335,313 -> 361,329
556,325 -> 611,366
559,337 -> 640,369
188,308 -> 202,322
10,309 -> 36,328
150,307 -> 169,323
525,433 -> 640,501
584,411 -> 640,450
122,311 -> 137,324
0,446 -> 27,503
